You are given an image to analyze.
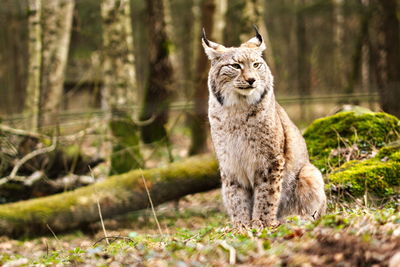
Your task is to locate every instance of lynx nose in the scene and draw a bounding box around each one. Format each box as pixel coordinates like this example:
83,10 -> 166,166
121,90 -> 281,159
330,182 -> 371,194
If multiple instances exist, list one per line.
246,78 -> 256,86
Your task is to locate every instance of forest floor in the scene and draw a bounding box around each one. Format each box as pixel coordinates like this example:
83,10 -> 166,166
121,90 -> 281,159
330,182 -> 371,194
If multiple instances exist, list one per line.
1,189 -> 399,266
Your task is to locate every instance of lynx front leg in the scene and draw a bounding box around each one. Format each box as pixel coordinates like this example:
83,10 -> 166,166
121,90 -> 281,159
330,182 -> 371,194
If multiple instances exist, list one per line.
221,175 -> 252,228
252,158 -> 284,228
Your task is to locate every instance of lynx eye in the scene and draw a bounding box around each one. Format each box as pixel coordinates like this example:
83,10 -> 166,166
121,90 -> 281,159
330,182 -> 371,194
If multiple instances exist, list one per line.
230,63 -> 241,70
253,62 -> 261,68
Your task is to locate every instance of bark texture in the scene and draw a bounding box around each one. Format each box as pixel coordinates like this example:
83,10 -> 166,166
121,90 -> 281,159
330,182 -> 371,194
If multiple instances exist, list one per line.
139,0 -> 173,144
296,0 -> 312,120
0,0 -> 28,114
372,0 -> 400,118
0,155 -> 219,238
100,0 -> 142,174
25,0 -> 42,131
168,0 -> 195,104
346,0 -> 371,97
188,0 -> 215,155
100,0 -> 136,109
39,0 -> 75,130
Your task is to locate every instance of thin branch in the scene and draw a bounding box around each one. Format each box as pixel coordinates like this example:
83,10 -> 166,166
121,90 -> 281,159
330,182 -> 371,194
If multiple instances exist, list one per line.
90,166 -> 109,245
219,240 -> 237,265
46,224 -> 59,241
97,199 -> 109,245
0,136 -> 57,185
131,114 -> 156,127
140,170 -> 163,236
0,124 -> 48,140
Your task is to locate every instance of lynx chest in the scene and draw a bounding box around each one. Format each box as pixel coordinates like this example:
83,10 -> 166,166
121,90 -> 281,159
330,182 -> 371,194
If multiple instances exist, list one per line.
208,103 -> 277,188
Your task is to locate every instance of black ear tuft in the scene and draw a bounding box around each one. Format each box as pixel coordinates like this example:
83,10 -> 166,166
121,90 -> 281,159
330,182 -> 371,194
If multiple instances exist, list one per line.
253,25 -> 263,43
202,28 -> 210,46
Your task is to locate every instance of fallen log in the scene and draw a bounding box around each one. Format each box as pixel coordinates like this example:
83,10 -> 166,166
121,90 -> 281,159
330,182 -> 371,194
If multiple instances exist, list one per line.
0,154 -> 220,238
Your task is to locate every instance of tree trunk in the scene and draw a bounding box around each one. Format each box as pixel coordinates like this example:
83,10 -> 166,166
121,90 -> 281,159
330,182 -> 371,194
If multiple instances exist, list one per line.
39,0 -> 75,131
100,0 -> 137,109
224,0 -> 245,46
100,0 -> 142,174
0,154 -> 219,238
372,0 -> 400,117
25,0 -> 42,131
168,0 -> 195,97
0,0 -> 28,114
139,0 -> 173,144
131,0 -> 149,97
345,0 -> 371,98
245,0 -> 276,72
188,0 -> 215,155
332,0 -> 345,92
296,0 -> 311,120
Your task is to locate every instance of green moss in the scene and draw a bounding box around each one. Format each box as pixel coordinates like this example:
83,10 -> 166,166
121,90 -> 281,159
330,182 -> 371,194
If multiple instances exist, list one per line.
109,112 -> 143,175
304,111 -> 400,172
63,144 -> 80,158
328,144 -> 400,198
375,141 -> 400,160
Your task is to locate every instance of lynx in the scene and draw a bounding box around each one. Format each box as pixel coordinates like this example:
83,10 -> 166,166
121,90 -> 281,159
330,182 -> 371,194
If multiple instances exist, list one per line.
202,28 -> 326,228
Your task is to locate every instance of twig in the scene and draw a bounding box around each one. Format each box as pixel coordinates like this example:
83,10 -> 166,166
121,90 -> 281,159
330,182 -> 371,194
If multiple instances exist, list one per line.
11,136 -> 57,179
97,199 -> 109,245
46,224 -> 59,241
140,170 -> 163,236
0,136 -> 57,185
90,166 -> 109,245
219,240 -> 236,265
0,124 -> 47,140
132,114 -> 156,127
60,120 -> 104,142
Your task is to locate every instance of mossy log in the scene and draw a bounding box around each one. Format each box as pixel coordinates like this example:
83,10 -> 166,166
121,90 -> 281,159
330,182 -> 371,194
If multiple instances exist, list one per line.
0,155 -> 219,238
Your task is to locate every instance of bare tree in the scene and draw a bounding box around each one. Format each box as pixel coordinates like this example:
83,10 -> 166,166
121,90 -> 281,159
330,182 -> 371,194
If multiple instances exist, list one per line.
345,0 -> 371,98
332,0 -> 345,91
188,0 -> 216,155
39,0 -> 75,131
167,0 -> 195,97
296,0 -> 311,120
371,0 -> 400,117
139,0 -> 173,144
25,0 -> 42,131
100,0 -> 136,110
0,0 -> 28,114
100,0 -> 142,174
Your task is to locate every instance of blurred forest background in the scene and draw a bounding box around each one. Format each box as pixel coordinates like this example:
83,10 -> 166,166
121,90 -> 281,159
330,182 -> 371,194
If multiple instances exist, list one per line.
1,2 -> 400,264
0,0 -> 399,199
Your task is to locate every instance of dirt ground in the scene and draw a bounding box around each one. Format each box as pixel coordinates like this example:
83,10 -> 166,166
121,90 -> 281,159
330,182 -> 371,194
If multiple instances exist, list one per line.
1,189 -> 400,266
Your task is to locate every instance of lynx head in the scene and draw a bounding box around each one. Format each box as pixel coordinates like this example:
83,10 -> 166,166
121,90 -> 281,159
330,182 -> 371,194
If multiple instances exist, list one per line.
202,27 -> 273,107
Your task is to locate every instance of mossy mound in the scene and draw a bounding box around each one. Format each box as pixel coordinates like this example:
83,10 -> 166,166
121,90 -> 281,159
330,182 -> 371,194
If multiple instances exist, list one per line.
303,110 -> 400,172
328,142 -> 400,198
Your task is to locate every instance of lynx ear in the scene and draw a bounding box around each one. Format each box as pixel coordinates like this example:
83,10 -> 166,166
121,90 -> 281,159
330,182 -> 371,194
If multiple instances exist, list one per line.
242,25 -> 266,51
202,28 -> 227,60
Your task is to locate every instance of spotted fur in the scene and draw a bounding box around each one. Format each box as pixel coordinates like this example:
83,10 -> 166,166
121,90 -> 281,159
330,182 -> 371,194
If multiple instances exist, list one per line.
203,31 -> 326,228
